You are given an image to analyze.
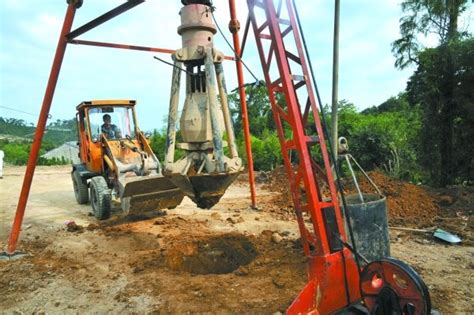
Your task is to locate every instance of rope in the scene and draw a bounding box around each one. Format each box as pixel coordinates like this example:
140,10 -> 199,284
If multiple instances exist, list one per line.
209,10 -> 260,83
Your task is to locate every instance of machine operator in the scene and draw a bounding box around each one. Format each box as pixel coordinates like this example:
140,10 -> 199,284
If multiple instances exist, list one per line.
101,114 -> 121,139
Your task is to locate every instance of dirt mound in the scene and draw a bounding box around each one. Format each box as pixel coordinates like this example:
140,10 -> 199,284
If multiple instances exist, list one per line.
164,234 -> 257,274
260,166 -> 290,193
260,166 -> 293,207
260,167 -> 440,227
354,171 -> 440,226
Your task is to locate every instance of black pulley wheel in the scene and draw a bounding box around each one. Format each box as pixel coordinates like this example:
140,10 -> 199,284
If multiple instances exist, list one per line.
360,258 -> 431,315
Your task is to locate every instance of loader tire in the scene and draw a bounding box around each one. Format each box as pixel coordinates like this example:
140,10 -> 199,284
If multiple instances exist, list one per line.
90,176 -> 111,220
72,171 -> 89,204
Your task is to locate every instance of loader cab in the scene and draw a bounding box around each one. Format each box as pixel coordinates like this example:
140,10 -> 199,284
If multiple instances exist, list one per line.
76,100 -> 139,173
88,106 -> 136,141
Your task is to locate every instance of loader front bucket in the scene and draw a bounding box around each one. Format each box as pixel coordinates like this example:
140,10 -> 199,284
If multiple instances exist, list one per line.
167,172 -> 240,209
119,175 -> 185,214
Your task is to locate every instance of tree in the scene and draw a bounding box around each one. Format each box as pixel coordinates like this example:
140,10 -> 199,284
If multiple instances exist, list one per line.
228,81 -> 283,171
392,0 -> 469,69
228,81 -> 275,137
392,0 -> 472,186
407,38 -> 474,184
361,93 -> 410,115
335,99 -> 422,179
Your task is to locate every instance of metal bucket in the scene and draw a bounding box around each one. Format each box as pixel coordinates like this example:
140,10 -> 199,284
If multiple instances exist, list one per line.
345,193 -> 390,263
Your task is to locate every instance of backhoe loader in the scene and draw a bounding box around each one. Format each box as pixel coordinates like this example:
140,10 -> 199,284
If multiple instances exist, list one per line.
71,100 -> 184,219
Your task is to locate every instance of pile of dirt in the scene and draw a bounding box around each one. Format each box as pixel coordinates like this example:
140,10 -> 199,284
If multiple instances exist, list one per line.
260,166 -> 293,207
260,166 -> 290,194
259,167 -> 441,227
353,171 -> 440,226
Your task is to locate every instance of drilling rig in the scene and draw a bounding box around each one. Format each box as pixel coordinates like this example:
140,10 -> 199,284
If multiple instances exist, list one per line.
162,1 -> 243,209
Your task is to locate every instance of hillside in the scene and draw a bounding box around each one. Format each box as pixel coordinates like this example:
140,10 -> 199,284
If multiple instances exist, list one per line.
0,117 -> 77,165
0,117 -> 77,143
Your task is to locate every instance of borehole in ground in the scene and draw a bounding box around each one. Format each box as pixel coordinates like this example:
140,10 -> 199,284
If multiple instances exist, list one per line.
165,234 -> 257,274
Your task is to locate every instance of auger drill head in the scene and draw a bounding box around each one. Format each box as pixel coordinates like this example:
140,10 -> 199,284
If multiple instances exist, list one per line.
181,0 -> 213,7
164,2 -> 242,209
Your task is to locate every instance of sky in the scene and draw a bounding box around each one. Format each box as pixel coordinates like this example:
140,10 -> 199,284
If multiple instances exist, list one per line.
0,0 -> 472,131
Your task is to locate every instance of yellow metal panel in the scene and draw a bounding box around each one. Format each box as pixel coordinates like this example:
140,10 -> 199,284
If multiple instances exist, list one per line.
76,99 -> 136,110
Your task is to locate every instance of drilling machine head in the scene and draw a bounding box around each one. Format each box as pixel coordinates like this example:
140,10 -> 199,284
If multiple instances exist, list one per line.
163,2 -> 242,209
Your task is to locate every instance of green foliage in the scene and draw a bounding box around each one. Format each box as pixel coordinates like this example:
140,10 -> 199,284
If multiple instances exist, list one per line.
333,98 -> 422,180
229,81 -> 275,136
237,131 -> 282,171
0,117 -> 77,143
0,140 -> 30,165
43,118 -> 78,144
393,0 -> 472,186
0,117 -> 77,166
149,129 -> 166,162
149,129 -> 185,163
361,93 -> 410,115
392,0 -> 469,69
38,156 -> 70,166
228,84 -> 423,178
0,139 -> 69,165
0,117 -> 35,136
407,38 -> 474,185
229,82 -> 282,171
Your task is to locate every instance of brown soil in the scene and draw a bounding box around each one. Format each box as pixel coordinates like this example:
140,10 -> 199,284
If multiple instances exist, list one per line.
1,220 -> 306,314
260,167 -> 473,243
354,171 -> 440,226
1,165 -> 473,313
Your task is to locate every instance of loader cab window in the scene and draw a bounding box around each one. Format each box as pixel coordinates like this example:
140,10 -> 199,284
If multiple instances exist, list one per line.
88,106 -> 136,141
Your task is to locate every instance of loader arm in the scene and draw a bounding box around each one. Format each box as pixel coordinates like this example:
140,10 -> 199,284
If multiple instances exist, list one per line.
99,119 -> 184,214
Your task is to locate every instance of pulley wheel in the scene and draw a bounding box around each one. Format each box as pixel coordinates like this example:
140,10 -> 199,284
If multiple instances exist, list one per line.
360,258 -> 431,315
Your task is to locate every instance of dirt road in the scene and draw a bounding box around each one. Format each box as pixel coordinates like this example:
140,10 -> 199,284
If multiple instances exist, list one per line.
0,165 -> 473,314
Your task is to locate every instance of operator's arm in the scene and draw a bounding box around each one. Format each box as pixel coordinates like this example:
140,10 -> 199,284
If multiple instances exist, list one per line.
113,125 -> 122,139
100,124 -> 108,138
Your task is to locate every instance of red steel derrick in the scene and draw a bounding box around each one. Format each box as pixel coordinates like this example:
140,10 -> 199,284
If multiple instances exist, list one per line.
247,0 -> 360,313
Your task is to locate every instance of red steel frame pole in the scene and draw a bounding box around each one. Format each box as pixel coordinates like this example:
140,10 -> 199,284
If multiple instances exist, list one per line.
228,0 -> 257,208
68,39 -> 236,61
6,2 -> 78,254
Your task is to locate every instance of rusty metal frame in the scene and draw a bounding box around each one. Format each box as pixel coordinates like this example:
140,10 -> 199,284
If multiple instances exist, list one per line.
6,1 -> 79,255
228,0 -> 257,208
66,0 -> 145,40
68,39 -> 236,61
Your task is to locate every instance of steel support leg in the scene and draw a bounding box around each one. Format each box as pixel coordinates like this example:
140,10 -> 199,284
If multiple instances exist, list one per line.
164,60 -> 183,170
6,2 -> 78,255
228,0 -> 257,208
215,63 -> 238,159
204,49 -> 225,172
